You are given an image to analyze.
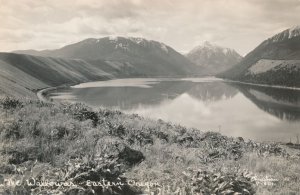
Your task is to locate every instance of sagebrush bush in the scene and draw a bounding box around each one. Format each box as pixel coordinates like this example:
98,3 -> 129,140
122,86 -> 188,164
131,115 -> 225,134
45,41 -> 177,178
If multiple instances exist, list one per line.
1,97 -> 22,110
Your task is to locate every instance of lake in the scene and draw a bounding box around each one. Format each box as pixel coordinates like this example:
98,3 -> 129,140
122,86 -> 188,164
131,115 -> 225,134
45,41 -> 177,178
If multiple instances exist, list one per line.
49,77 -> 300,142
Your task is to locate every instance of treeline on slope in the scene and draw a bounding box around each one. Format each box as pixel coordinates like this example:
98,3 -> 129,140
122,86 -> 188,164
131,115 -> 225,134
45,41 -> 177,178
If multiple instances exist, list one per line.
243,66 -> 300,87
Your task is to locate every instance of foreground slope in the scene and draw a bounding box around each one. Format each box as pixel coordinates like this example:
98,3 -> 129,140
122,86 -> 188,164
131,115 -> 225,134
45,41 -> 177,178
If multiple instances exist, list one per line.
0,98 -> 299,194
219,26 -> 300,87
15,37 -> 202,77
186,41 -> 242,75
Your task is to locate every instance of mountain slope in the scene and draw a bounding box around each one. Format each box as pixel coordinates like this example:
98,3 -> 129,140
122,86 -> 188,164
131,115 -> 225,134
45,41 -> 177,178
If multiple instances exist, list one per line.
186,42 -> 242,75
15,37 -> 202,77
0,52 -> 113,98
219,26 -> 300,87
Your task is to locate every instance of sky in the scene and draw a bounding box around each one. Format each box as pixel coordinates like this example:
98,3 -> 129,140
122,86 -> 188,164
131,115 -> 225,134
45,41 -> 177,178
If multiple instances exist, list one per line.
0,0 -> 300,56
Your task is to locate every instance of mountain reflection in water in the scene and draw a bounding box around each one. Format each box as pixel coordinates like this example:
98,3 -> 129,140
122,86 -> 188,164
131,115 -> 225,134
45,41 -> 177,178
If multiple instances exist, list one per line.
231,84 -> 300,121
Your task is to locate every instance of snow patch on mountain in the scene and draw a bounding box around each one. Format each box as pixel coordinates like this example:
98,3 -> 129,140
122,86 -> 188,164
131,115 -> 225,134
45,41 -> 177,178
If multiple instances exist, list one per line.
222,48 -> 228,54
109,36 -> 118,42
248,59 -> 300,74
128,37 -> 169,53
269,25 -> 300,43
159,43 -> 169,53
107,36 -> 170,53
189,41 -> 217,53
115,42 -> 129,50
288,25 -> 300,38
128,37 -> 145,45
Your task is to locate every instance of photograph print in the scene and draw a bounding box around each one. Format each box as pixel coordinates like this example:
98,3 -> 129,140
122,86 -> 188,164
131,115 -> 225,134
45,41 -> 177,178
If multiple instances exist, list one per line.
0,0 -> 300,194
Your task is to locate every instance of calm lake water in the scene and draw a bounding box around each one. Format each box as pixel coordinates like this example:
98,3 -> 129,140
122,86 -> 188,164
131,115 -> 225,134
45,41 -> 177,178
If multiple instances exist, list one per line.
50,77 -> 300,142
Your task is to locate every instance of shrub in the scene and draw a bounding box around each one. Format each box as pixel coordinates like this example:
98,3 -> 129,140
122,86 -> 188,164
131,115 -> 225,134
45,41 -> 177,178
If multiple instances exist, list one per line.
1,97 -> 22,109
73,108 -> 99,127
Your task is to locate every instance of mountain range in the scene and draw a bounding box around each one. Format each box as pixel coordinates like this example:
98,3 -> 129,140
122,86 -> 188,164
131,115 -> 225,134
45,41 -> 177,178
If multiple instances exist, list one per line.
219,26 -> 300,87
14,36 -> 201,77
0,37 -> 205,98
186,41 -> 242,75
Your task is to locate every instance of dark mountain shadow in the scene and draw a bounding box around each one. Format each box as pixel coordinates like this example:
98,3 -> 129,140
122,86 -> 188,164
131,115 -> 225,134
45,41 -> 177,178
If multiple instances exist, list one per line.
230,83 -> 300,121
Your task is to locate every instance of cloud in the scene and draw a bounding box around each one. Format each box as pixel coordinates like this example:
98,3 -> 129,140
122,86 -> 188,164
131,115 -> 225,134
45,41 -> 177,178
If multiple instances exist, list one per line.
0,0 -> 299,55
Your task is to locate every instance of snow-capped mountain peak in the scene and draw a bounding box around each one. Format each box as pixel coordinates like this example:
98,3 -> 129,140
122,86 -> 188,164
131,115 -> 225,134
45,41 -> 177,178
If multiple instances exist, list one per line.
107,36 -> 146,44
189,41 -> 235,55
186,42 -> 242,75
188,41 -> 240,57
190,41 -> 216,52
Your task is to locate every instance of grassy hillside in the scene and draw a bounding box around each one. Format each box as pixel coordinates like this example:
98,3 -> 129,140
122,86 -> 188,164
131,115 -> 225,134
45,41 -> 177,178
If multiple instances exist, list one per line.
0,77 -> 39,99
0,55 -> 48,98
0,52 -> 114,98
0,53 -> 113,86
0,98 -> 299,194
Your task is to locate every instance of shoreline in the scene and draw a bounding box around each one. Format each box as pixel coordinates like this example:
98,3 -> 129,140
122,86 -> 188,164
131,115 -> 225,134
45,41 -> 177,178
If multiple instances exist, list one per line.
36,76 -> 300,103
36,85 -> 72,103
221,78 -> 300,91
35,77 -> 300,148
36,87 -> 58,103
